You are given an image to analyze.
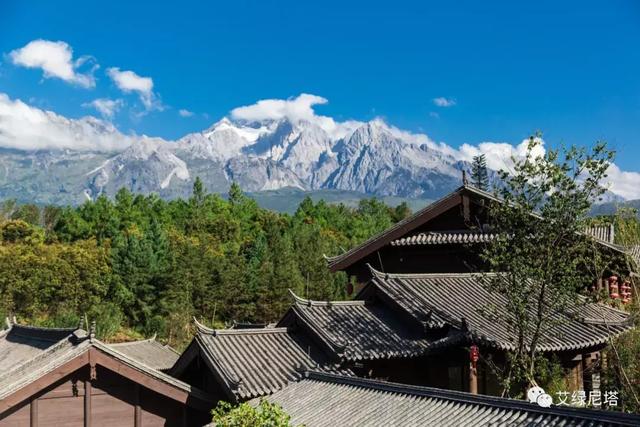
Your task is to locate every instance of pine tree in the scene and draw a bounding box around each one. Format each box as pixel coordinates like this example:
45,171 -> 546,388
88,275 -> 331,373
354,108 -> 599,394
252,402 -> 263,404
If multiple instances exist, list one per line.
471,154 -> 489,191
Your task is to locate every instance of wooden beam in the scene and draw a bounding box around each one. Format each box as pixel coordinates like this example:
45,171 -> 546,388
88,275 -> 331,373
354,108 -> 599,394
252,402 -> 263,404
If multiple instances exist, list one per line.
134,384 -> 141,427
30,397 -> 38,427
84,378 -> 92,427
88,348 -> 212,411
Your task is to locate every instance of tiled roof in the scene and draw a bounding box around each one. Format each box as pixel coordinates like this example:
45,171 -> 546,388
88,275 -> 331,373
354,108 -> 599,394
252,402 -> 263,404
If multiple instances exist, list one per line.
0,323 -> 207,403
367,269 -> 633,352
264,372 -> 640,427
109,336 -> 179,371
280,291 -> 433,361
326,185 -> 479,271
327,185 -> 627,272
391,231 -> 498,246
193,321 -> 345,400
0,322 -> 77,371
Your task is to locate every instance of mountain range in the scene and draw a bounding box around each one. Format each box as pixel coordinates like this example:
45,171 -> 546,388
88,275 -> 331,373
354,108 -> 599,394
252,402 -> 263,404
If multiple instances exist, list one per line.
0,111 -> 471,205
0,104 -> 630,210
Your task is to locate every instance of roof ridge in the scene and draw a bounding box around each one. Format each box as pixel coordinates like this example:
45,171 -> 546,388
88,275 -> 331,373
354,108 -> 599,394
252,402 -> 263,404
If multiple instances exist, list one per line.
11,323 -> 78,333
288,289 -> 367,307
304,371 -> 640,423
198,325 -> 291,337
109,334 -> 159,346
367,264 -> 497,280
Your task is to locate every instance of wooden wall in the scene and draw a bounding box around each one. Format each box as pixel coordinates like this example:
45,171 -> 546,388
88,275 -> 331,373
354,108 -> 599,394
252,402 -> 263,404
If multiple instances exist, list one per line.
0,366 -> 209,427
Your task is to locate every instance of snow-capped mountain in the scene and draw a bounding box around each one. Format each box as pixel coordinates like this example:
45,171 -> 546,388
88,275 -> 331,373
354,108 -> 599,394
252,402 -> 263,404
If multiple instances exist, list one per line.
0,113 -> 477,204
4,93 -> 627,206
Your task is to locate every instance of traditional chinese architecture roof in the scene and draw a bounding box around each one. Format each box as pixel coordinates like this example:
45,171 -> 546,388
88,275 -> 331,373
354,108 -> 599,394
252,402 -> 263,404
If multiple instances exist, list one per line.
109,336 -> 179,371
327,185 -> 626,273
278,290 -> 433,361
365,268 -> 633,352
172,319 -> 347,401
264,372 -> 640,427
391,230 -> 498,246
0,319 -> 77,371
326,186 -> 483,271
0,320 -> 211,413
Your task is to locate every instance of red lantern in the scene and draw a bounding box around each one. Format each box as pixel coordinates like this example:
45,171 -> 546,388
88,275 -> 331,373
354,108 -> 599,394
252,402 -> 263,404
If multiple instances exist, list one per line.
470,345 -> 480,369
621,280 -> 631,304
609,276 -> 619,299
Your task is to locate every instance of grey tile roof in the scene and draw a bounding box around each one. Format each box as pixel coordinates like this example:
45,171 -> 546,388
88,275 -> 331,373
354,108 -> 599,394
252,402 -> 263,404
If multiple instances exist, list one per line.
109,336 -> 179,371
391,231 -> 498,246
0,324 -> 209,403
279,291 -> 433,361
367,269 -> 633,352
0,322 -> 77,371
264,372 -> 640,427
193,321 -> 346,400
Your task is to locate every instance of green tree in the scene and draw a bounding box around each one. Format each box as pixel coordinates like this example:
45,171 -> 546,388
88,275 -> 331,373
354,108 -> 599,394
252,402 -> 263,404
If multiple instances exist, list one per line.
601,327 -> 640,412
470,154 -> 489,190
481,136 -> 614,396
211,400 -> 296,427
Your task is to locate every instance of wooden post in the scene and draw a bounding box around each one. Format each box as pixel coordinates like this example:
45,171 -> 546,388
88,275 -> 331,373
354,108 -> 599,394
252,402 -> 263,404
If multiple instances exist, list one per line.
469,362 -> 478,394
468,345 -> 479,394
134,384 -> 142,427
30,397 -> 38,427
84,380 -> 91,427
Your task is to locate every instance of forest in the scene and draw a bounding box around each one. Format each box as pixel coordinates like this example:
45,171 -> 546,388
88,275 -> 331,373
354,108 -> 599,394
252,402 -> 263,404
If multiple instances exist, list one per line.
0,178 -> 411,348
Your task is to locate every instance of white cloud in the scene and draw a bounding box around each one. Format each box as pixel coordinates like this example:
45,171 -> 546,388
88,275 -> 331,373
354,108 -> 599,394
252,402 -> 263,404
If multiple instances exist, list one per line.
231,93 -> 361,139
0,92 -> 133,151
602,164 -> 640,201
106,67 -> 160,111
82,98 -> 123,119
429,111 -> 440,119
179,109 -> 194,117
9,39 -> 97,88
433,97 -> 456,107
456,138 -> 546,172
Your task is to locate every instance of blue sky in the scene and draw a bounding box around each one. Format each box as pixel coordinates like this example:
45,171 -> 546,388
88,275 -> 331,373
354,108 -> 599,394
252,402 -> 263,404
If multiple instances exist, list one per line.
0,0 -> 639,170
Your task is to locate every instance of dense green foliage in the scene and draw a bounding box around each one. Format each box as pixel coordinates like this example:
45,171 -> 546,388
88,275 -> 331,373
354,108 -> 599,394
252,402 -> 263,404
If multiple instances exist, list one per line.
481,136 -> 615,396
211,400 -> 298,427
0,179 -> 410,348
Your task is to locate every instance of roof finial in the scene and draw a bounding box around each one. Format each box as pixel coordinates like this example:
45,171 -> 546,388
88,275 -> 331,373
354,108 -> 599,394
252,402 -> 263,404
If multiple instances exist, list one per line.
462,169 -> 469,186
5,317 -> 12,329
89,320 -> 96,340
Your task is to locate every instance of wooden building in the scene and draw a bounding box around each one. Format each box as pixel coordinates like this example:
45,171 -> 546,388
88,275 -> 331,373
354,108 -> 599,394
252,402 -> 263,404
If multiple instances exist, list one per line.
171,185 -> 635,403
169,320 -> 349,403
326,185 -> 633,288
0,320 -> 212,426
